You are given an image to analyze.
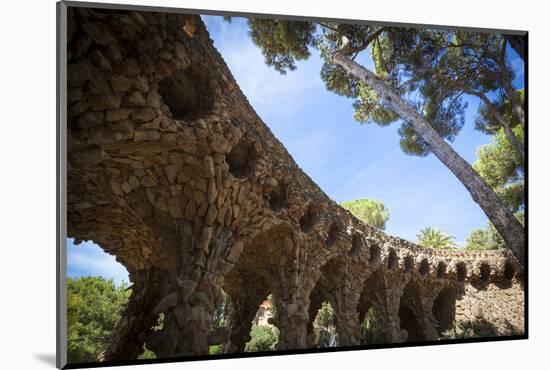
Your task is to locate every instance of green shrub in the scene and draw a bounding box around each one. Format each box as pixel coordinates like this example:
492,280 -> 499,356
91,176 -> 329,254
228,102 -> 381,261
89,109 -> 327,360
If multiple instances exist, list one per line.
209,345 -> 223,355
245,325 -> 279,352
67,276 -> 130,363
361,307 -> 385,345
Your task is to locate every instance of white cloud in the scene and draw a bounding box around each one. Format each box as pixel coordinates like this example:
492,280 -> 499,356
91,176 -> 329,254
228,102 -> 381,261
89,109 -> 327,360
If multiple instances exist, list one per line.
203,16 -> 324,116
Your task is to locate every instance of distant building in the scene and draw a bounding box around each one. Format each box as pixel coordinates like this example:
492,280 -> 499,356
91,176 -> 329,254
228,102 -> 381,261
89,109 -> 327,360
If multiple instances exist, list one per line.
253,300 -> 273,327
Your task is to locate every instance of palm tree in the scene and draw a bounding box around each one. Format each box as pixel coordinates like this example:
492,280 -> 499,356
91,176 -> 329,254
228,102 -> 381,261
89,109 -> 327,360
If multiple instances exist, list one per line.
417,227 -> 456,249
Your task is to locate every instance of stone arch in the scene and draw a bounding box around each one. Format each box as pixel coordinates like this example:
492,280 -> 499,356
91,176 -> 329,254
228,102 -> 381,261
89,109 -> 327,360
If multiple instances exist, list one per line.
226,136 -> 259,179
266,181 -> 288,212
349,232 -> 364,257
387,248 -> 398,270
403,256 -> 414,273
368,242 -> 381,264
480,263 -> 491,282
299,203 -> 321,233
398,280 -> 426,342
436,262 -> 447,278
357,271 -> 391,344
419,259 -> 430,277
504,260 -> 516,280
432,286 -> 457,336
325,221 -> 340,247
158,65 -> 213,121
456,262 -> 467,282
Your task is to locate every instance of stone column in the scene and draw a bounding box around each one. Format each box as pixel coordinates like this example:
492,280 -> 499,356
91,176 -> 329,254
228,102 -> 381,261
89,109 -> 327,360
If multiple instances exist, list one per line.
273,294 -> 310,350
145,277 -> 221,357
333,309 -> 361,346
103,269 -> 166,361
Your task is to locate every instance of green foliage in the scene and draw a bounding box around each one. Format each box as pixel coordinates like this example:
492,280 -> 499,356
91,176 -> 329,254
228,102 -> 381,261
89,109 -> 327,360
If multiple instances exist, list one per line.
317,301 -> 334,329
473,125 -> 524,212
245,18 -> 522,160
267,293 -> 277,317
361,307 -> 385,344
440,326 -> 479,340
67,277 -> 130,364
439,321 -> 494,340
211,290 -> 230,331
209,345 -> 223,355
466,212 -> 523,251
247,19 -> 316,74
137,345 -> 156,360
245,325 -> 279,352
476,90 -> 524,135
340,198 -> 389,230
417,227 -> 456,249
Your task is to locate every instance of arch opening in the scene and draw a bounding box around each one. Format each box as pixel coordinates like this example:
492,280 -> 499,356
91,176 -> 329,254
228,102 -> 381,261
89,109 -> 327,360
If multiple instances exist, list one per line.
437,262 -> 446,278
504,261 -> 516,280
325,222 -> 340,247
432,287 -> 457,337
266,182 -> 288,212
313,301 -> 339,348
349,233 -> 364,257
456,262 -> 466,282
404,256 -> 414,272
480,263 -> 491,282
398,281 -> 425,342
369,243 -> 380,264
419,259 -> 430,277
387,248 -> 398,270
244,294 -> 280,352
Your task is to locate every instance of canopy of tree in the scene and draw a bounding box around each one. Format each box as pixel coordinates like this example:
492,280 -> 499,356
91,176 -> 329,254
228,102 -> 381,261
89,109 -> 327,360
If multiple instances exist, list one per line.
67,277 -> 130,363
474,125 -> 524,213
340,198 -> 389,229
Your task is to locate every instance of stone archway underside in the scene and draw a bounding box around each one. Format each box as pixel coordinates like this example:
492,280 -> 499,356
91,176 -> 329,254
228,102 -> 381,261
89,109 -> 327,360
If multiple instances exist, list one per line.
66,8 -> 525,360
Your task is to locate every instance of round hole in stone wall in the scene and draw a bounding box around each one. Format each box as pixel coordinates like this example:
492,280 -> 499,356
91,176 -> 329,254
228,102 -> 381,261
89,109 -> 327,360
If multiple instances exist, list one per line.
300,204 -> 320,233
404,256 -> 414,272
456,262 -> 466,282
504,260 -> 516,280
158,66 -> 213,121
226,137 -> 258,179
349,233 -> 363,257
437,262 -> 446,278
267,182 -> 288,212
369,244 -> 380,263
388,249 -> 398,270
419,259 -> 430,276
326,222 -> 340,247
480,263 -> 491,282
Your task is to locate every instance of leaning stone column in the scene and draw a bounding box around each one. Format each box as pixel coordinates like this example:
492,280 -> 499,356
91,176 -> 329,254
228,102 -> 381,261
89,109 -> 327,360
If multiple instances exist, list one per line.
103,269 -> 166,361
273,293 -> 310,350
333,309 -> 361,346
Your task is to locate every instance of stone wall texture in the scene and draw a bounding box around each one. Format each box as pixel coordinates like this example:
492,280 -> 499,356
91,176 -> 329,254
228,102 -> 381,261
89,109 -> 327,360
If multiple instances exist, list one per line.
66,7 -> 525,361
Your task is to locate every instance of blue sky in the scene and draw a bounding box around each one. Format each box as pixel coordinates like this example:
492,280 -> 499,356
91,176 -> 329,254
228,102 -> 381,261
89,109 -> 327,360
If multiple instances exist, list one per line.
67,15 -> 524,285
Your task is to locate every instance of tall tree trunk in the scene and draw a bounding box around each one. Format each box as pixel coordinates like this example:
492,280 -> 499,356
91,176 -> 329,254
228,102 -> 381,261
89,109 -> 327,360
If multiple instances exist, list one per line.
333,52 -> 525,266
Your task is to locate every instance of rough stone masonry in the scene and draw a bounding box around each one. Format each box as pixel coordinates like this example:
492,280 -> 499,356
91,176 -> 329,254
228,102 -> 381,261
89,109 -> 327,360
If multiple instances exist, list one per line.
66,7 -> 525,361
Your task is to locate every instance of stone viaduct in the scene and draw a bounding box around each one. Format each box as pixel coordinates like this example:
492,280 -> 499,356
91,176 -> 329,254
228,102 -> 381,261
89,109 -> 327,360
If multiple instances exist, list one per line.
65,7 -> 525,361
